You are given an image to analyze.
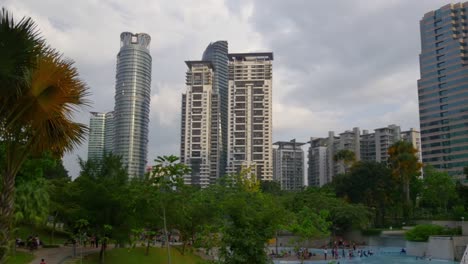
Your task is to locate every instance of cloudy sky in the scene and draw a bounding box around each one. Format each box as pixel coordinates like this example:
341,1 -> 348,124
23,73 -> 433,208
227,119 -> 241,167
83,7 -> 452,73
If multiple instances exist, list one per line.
4,0 -> 452,177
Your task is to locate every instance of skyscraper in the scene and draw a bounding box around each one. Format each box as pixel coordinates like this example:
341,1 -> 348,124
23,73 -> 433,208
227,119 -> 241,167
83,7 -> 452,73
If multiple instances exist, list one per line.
114,32 -> 152,177
87,111 -> 115,160
226,53 -> 274,181
202,41 -> 229,178
180,61 -> 221,187
88,112 -> 106,160
418,3 -> 468,178
273,140 -> 305,190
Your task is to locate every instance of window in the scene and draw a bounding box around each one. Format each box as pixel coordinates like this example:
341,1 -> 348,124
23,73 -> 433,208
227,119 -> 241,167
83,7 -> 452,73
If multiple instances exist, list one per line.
236,125 -> 246,130
192,86 -> 203,93
235,139 -> 245,145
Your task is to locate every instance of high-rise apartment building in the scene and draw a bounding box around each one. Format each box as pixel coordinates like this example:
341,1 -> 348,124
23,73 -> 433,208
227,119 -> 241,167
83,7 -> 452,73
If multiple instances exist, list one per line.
114,32 -> 152,177
308,125 -> 422,186
273,140 -> 305,190
308,138 -> 329,187
180,61 -> 221,187
202,41 -> 229,177
418,3 -> 468,178
87,111 -> 115,160
226,53 -> 274,181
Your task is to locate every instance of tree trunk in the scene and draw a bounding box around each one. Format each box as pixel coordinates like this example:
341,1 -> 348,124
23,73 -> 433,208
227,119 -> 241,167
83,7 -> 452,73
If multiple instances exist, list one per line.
99,241 -> 107,264
145,239 -> 150,256
0,170 -> 16,263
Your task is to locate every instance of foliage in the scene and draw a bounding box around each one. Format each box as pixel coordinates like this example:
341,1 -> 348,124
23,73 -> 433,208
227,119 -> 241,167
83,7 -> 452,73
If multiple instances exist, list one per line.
388,141 -> 422,221
14,178 -> 49,225
287,207 -> 331,243
286,187 -> 371,233
420,166 -> 458,213
218,187 -> 284,264
405,224 -> 460,242
0,7 -> 88,262
333,161 -> 396,227
334,149 -> 356,173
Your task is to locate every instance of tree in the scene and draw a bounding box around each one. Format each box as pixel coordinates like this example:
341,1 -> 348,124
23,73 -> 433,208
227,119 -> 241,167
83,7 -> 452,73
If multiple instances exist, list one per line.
218,186 -> 284,264
288,187 -> 371,234
287,207 -> 331,263
333,161 -> 397,226
0,8 -> 88,261
421,166 -> 457,214
388,141 -> 422,220
334,149 -> 356,173
149,155 -> 191,262
464,166 -> 468,180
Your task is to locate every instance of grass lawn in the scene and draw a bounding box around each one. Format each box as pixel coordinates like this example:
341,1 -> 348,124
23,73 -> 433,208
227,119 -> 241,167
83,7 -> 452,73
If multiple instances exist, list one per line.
79,247 -> 208,264
5,251 -> 35,264
15,224 -> 70,245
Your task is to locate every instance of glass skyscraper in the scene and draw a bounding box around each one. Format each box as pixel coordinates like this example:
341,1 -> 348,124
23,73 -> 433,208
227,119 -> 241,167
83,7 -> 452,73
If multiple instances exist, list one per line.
114,32 -> 152,177
418,3 -> 468,178
202,41 -> 228,177
87,111 -> 115,160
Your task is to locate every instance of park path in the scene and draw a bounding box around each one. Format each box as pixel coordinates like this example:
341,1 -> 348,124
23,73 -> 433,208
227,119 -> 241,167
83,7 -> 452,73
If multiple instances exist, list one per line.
28,246 -> 100,264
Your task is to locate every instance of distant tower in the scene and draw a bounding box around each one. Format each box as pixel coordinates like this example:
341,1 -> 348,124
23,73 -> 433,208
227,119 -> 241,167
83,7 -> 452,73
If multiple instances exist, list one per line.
226,52 -> 274,180
202,41 -> 228,177
87,111 -> 115,160
180,61 -> 220,187
114,32 -> 152,177
273,140 -> 305,190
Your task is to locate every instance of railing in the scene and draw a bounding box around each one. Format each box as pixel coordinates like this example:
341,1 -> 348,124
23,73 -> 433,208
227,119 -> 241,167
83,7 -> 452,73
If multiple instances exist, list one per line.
461,245 -> 468,264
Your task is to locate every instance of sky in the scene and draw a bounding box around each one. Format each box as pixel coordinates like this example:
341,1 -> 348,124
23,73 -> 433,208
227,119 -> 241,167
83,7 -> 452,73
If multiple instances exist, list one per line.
4,0 -> 453,178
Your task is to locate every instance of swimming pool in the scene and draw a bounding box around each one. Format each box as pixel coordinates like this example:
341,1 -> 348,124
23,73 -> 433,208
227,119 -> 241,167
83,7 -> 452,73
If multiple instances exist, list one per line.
271,247 -> 459,264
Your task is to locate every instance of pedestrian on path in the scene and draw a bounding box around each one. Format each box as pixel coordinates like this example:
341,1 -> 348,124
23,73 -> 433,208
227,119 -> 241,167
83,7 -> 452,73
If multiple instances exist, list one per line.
40,258 -> 46,264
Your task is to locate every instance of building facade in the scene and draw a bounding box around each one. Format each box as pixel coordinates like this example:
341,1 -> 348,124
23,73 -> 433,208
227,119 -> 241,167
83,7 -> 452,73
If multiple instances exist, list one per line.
308,138 -> 329,187
418,3 -> 468,178
114,32 -> 152,177
87,111 -> 115,160
273,141 -> 305,190
226,53 -> 274,181
308,125 -> 422,186
180,61 -> 221,187
202,41 -> 229,177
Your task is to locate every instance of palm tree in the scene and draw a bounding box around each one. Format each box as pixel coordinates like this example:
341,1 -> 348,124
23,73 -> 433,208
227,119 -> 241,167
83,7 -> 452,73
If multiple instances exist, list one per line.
0,8 -> 89,261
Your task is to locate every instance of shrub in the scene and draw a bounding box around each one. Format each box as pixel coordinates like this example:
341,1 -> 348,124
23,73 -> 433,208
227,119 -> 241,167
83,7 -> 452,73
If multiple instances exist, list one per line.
405,224 -> 460,242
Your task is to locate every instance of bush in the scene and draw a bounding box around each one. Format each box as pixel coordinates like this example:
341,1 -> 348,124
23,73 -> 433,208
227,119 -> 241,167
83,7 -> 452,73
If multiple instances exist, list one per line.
405,224 -> 461,242
361,228 -> 382,236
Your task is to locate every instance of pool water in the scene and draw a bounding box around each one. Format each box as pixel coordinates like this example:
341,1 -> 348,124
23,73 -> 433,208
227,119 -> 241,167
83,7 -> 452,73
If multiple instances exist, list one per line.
271,247 -> 459,264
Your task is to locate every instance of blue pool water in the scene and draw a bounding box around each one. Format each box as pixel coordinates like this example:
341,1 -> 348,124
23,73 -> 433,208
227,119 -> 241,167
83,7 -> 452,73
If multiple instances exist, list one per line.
271,247 -> 459,264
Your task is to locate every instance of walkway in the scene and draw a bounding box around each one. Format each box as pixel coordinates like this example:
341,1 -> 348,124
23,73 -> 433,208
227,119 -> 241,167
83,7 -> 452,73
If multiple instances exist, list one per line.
28,246 -> 100,264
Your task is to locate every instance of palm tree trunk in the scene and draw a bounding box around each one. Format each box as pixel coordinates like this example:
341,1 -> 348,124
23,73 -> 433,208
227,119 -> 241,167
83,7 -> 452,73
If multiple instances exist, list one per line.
0,170 -> 15,263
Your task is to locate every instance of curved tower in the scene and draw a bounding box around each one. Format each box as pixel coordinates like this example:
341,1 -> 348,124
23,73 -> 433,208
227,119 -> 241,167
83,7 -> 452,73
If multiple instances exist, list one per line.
114,32 -> 152,177
202,41 -> 228,178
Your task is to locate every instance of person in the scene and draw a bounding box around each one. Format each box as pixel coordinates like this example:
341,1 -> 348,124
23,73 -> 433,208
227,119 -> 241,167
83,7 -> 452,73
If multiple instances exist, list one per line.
400,248 -> 406,254
324,248 -> 328,260
40,258 -> 46,264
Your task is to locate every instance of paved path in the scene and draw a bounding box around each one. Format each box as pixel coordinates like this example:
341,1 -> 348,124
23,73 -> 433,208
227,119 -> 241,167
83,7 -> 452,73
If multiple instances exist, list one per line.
28,246 -> 100,264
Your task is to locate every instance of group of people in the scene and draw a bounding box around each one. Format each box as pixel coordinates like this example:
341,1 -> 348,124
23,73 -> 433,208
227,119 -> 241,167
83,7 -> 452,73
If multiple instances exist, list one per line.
67,234 -> 101,248
323,239 -> 373,260
15,234 -> 42,251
